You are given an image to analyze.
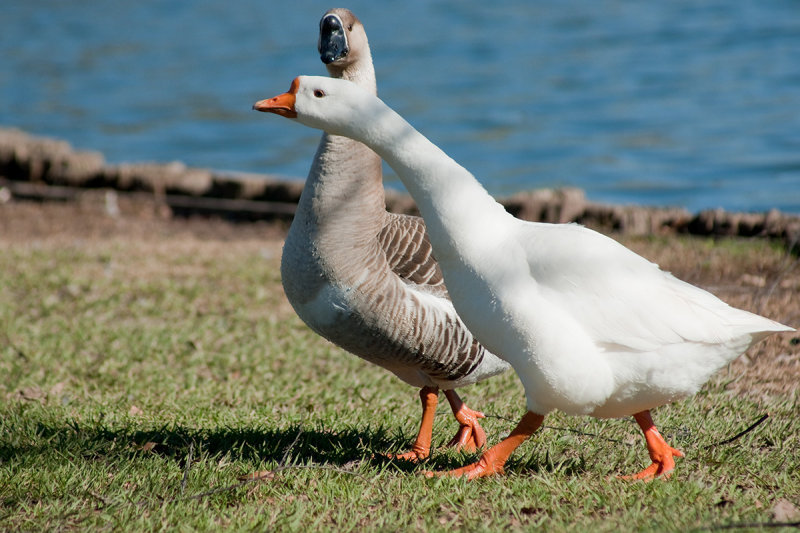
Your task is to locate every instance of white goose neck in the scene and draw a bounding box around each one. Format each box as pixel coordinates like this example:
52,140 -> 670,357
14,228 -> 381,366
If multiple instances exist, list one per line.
342,100 -> 507,252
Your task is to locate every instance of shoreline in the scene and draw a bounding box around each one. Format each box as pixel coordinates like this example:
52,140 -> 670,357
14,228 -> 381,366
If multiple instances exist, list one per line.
2,126 -> 798,251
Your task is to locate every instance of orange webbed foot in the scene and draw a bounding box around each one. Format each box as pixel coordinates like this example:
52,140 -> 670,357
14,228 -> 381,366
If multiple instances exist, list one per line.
382,446 -> 430,463
445,404 -> 486,453
424,411 -> 544,481
423,449 -> 507,480
382,387 -> 438,463
620,410 -> 684,481
620,444 -> 684,480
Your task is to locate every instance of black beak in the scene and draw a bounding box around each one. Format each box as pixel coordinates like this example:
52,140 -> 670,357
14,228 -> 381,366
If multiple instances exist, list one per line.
318,13 -> 348,64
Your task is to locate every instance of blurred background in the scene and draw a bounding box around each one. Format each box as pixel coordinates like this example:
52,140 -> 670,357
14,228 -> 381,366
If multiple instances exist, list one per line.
2,0 -> 799,213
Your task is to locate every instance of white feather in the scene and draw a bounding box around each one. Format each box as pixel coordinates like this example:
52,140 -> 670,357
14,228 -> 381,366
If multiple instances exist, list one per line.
280,75 -> 794,420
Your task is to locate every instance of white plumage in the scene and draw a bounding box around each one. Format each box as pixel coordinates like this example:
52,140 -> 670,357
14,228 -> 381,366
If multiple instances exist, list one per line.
254,75 -> 794,480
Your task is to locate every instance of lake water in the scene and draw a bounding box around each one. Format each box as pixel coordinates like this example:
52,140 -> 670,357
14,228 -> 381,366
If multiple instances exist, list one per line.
3,1 -> 800,213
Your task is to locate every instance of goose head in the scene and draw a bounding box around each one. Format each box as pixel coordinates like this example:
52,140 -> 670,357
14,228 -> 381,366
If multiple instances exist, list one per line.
253,76 -> 379,140
318,9 -> 370,73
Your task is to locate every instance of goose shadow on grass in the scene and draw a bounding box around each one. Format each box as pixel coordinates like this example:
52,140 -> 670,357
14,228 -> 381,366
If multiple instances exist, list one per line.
2,417 -> 520,475
20,413 -> 780,480
3,405 -> 610,478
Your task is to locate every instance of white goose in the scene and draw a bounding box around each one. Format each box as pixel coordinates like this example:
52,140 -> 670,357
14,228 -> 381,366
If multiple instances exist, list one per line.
254,75 -> 794,479
277,9 -> 509,461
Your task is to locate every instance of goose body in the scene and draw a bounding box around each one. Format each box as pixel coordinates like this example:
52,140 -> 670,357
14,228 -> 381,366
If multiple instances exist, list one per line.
278,10 -> 509,460
255,75 -> 794,479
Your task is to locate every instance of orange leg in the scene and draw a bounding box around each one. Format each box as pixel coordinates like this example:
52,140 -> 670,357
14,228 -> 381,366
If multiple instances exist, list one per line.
425,411 -> 544,480
385,386 -> 439,461
442,390 -> 486,452
621,410 -> 684,480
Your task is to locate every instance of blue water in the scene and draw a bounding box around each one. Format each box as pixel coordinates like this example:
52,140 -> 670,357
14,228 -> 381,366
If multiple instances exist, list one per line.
3,1 -> 800,213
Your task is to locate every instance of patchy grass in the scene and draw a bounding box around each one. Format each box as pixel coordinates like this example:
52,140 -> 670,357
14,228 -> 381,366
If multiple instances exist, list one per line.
1,205 -> 799,531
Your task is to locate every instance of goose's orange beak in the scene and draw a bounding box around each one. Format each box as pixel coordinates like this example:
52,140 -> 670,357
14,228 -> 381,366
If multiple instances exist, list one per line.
253,77 -> 299,118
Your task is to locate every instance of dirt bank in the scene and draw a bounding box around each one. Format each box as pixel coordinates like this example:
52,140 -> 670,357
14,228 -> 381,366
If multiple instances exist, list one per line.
2,127 -> 799,251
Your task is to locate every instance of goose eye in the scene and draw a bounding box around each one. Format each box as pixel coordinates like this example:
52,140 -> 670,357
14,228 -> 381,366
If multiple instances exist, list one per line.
313,89 -> 325,98
347,24 -> 353,31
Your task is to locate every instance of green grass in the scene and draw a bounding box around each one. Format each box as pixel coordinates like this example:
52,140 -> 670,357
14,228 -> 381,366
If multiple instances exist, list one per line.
1,236 -> 798,531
